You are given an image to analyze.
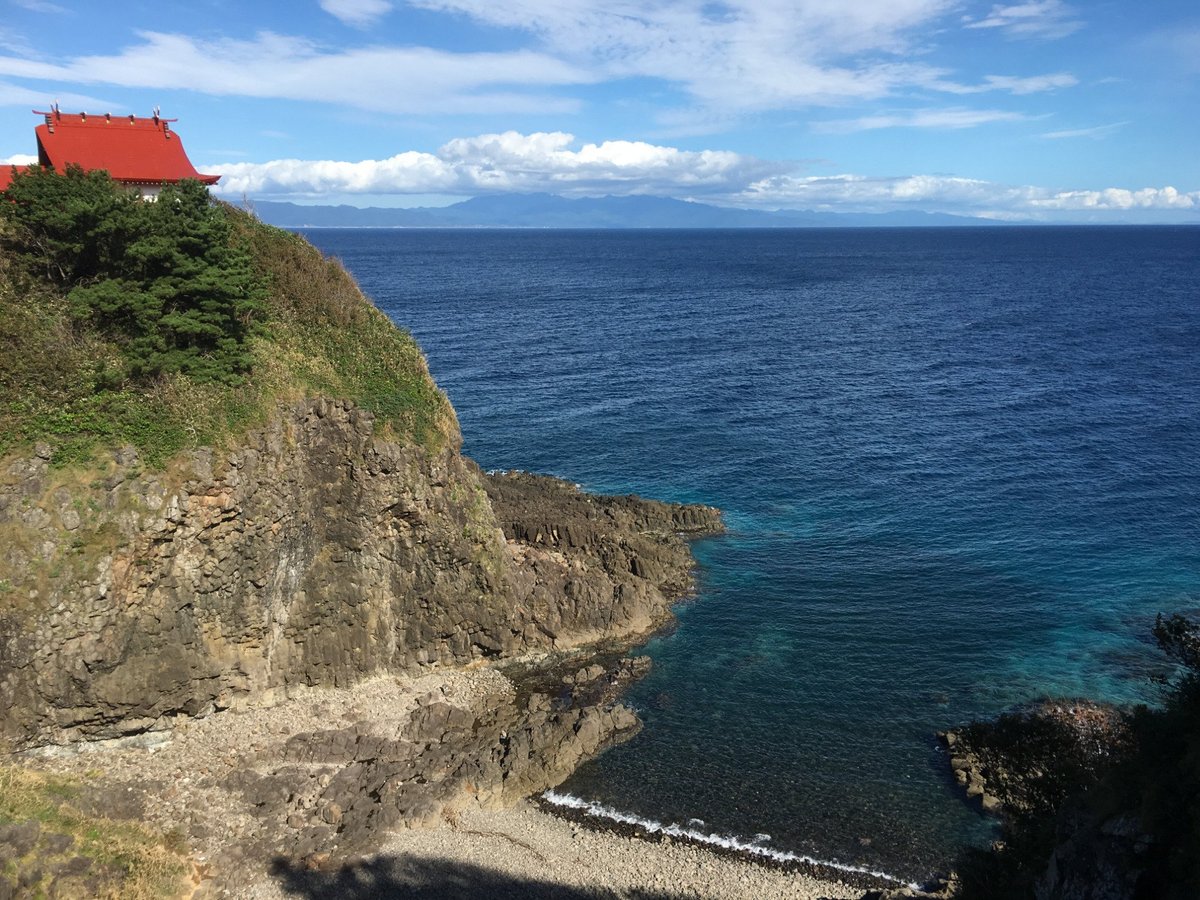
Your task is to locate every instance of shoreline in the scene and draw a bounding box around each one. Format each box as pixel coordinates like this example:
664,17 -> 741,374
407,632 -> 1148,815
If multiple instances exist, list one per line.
334,801 -> 866,900
23,662 -> 872,899
537,791 -> 916,894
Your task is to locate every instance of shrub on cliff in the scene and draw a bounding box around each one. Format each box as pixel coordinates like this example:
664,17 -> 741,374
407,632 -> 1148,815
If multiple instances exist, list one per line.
1111,614 -> 1200,896
0,168 -> 455,466
2,166 -> 264,384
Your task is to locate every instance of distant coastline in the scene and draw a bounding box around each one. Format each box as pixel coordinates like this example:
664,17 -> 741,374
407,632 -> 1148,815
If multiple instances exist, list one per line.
246,193 -> 1200,230
249,193 -> 1008,229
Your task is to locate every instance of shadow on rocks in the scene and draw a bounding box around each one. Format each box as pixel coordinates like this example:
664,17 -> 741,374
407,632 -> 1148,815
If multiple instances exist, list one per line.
270,853 -> 683,900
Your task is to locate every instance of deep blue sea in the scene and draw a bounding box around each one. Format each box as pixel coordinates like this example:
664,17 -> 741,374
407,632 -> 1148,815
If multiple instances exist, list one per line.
302,226 -> 1200,882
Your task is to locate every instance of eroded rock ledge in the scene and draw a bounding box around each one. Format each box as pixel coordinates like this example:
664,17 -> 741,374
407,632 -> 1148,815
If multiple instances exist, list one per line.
25,660 -> 651,897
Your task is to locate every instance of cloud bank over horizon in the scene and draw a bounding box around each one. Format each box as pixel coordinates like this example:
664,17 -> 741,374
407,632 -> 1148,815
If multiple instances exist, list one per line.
0,1 -> 1194,222
210,130 -> 1200,221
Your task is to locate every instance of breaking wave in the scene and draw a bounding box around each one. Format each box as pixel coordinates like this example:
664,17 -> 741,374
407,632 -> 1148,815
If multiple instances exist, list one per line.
541,790 -> 919,889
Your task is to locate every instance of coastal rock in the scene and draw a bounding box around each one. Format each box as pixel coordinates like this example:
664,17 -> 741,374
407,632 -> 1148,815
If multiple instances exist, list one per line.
939,699 -> 1130,817
23,663 -> 652,896
0,398 -> 722,749
862,873 -> 958,900
943,700 -> 1153,900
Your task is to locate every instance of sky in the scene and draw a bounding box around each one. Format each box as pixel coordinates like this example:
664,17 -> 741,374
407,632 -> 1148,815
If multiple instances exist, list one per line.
0,0 -> 1197,221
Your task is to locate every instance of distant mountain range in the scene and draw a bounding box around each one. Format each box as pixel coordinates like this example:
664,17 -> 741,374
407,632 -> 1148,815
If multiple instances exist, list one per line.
249,193 -> 1015,229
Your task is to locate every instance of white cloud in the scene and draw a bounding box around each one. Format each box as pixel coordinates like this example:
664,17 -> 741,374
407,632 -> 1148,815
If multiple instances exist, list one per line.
211,130 -> 786,197
207,129 -> 1199,221
0,3 -> 1087,125
0,31 -> 593,116
405,0 -> 964,110
0,153 -> 37,165
11,0 -> 65,12
933,72 -> 1077,94
319,0 -> 392,27
1029,185 -> 1199,211
734,173 -> 1199,218
813,107 -> 1028,133
1140,24 -> 1200,75
963,1 -> 1082,39
1040,121 -> 1127,140
736,172 -> 1028,209
0,78 -> 111,111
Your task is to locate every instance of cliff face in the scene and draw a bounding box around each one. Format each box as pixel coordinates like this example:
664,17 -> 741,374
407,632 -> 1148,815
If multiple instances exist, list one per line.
0,397 -> 721,750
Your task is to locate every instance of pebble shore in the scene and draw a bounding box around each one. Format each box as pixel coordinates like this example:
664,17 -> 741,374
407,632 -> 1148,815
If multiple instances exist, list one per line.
259,803 -> 863,899
28,668 -> 862,898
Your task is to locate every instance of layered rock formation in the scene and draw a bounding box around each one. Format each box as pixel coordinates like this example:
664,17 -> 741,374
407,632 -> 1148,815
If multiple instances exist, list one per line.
0,397 -> 721,750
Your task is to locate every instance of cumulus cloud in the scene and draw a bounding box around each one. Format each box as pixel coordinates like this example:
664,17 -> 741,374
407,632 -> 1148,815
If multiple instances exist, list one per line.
319,0 -> 392,27
211,131 -> 786,197
736,172 -> 1033,209
963,1 -> 1082,39
734,173 -> 1198,217
0,31 -> 592,116
1028,186 -> 1199,211
813,107 -> 1028,133
207,129 -> 1200,221
0,153 -> 37,165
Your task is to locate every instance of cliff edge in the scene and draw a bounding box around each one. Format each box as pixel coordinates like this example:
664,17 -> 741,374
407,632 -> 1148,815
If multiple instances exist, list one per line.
0,172 -> 720,896
0,398 -> 720,749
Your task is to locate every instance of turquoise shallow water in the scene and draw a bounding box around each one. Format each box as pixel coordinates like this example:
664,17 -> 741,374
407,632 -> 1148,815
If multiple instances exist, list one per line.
304,226 -> 1200,880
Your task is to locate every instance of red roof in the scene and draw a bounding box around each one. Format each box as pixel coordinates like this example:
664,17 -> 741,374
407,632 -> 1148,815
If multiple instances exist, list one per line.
0,109 -> 219,191
0,165 -> 32,191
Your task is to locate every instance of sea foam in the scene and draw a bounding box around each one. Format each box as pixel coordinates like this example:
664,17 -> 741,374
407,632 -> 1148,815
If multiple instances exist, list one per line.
541,790 -> 919,889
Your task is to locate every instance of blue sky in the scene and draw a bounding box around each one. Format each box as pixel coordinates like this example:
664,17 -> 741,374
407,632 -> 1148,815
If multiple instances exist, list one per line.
0,0 -> 1197,220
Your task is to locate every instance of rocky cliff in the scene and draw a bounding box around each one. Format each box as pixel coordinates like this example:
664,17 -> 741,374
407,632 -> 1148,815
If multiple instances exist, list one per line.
0,397 -> 721,751
0,195 -> 726,896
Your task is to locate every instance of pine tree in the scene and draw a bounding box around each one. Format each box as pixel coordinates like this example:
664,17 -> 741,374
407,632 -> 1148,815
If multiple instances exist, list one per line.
1,168 -> 264,384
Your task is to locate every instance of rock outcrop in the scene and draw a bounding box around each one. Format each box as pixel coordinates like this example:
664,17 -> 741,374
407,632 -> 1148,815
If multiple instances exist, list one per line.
940,700 -> 1157,900
13,660 -> 658,897
0,397 -> 721,750
939,700 -> 1130,820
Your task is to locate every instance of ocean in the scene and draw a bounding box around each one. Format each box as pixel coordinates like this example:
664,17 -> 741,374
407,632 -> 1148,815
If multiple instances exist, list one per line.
302,226 -> 1200,882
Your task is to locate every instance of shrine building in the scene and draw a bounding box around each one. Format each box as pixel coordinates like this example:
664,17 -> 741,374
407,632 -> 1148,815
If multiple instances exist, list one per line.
0,105 -> 219,198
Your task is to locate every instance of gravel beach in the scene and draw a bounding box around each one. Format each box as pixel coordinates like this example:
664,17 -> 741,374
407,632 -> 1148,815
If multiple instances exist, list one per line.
28,669 -> 864,899
264,803 -> 864,899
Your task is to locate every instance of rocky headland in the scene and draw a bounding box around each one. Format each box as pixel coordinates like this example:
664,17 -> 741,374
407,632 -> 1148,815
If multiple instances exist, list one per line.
0,388 -> 729,895
0,179 -> 776,896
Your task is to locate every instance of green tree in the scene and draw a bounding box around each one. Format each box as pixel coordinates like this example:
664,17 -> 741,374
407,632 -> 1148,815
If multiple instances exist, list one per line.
1,167 -> 264,384
0,164 -> 140,286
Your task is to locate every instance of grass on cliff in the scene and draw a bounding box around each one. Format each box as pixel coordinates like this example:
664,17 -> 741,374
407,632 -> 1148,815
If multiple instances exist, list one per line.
0,171 -> 456,469
0,764 -> 191,898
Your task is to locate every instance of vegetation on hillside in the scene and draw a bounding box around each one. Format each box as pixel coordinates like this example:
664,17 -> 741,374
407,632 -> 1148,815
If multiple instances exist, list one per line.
0,167 -> 455,468
0,764 -> 191,899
